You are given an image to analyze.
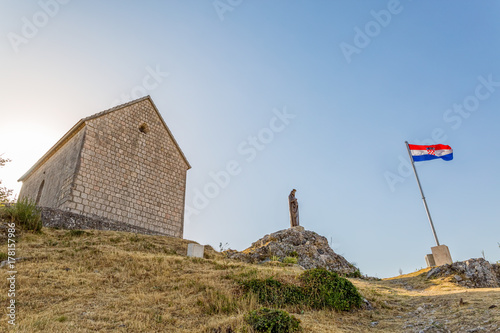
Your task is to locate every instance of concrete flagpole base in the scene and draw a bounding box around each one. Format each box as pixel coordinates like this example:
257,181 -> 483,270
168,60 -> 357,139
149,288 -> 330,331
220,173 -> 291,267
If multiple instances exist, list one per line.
425,244 -> 453,267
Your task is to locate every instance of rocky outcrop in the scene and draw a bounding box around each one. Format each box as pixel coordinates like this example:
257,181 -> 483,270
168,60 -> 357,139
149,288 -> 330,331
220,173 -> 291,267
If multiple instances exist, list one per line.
493,263 -> 500,281
226,226 -> 358,276
426,258 -> 500,288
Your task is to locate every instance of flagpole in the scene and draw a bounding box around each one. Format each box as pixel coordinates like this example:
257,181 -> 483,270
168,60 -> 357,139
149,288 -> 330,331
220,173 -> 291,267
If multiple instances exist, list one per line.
405,141 -> 440,246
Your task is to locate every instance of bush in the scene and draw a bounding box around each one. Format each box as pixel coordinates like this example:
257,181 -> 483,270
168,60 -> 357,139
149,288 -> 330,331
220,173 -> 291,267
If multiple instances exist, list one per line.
240,277 -> 305,308
245,307 -> 301,333
270,255 -> 280,262
346,269 -> 362,278
66,230 -> 87,237
282,257 -> 298,265
240,268 -> 362,312
300,268 -> 362,311
1,198 -> 42,232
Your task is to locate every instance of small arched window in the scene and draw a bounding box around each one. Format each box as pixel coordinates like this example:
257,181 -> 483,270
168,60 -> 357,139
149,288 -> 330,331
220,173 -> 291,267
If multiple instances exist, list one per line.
139,123 -> 149,134
35,180 -> 45,205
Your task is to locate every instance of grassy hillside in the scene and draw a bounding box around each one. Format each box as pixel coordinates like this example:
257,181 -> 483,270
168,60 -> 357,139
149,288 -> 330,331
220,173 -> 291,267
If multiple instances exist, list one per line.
1,226 -> 499,332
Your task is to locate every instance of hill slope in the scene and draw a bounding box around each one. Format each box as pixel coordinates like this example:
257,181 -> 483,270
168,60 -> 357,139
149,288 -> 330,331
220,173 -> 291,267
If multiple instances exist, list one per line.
1,226 -> 499,332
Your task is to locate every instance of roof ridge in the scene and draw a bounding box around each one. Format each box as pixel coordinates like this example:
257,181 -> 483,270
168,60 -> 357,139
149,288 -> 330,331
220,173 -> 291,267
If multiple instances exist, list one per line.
18,95 -> 190,182
82,95 -> 151,122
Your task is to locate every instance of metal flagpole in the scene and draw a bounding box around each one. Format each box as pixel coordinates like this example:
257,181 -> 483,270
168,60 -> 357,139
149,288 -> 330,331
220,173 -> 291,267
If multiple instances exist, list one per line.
405,141 -> 440,246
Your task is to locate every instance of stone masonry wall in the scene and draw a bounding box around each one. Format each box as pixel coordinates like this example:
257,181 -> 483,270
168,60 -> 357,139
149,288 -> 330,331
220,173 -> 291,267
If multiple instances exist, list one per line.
19,128 -> 86,208
61,99 -> 188,238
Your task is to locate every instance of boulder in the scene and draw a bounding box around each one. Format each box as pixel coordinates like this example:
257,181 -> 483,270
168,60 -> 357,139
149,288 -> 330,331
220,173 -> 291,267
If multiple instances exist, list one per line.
226,226 -> 358,276
426,258 -> 499,288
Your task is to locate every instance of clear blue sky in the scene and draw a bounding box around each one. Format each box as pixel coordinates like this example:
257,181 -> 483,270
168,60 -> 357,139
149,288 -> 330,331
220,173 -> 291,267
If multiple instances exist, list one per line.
1,1 -> 499,278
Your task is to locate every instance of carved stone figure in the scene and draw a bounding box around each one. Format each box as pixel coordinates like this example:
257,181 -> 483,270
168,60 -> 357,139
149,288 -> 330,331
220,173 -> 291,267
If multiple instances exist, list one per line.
289,189 -> 299,227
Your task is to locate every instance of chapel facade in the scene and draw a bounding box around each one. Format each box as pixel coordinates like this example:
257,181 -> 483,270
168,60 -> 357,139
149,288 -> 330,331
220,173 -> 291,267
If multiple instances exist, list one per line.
18,96 -> 190,238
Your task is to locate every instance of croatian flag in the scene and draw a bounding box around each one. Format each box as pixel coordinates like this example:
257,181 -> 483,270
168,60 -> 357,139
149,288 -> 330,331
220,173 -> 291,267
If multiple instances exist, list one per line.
409,144 -> 453,162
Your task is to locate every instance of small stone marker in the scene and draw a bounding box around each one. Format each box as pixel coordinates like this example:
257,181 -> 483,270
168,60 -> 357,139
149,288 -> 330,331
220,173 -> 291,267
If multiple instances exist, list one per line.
187,243 -> 204,258
431,244 -> 453,266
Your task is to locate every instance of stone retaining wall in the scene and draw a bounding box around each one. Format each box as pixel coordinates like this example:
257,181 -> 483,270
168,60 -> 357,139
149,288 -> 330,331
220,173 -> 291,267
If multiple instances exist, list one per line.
40,207 -> 165,236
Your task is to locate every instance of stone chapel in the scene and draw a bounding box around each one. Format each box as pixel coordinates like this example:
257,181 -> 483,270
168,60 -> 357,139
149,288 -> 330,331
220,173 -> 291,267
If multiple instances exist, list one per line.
18,96 -> 190,238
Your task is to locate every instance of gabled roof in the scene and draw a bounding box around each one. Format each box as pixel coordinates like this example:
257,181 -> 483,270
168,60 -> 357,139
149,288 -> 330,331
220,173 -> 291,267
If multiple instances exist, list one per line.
18,96 -> 191,182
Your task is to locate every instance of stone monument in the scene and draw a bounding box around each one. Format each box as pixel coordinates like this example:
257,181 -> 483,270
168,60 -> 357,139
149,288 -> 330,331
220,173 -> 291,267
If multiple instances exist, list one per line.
187,243 -> 204,258
288,189 -> 299,227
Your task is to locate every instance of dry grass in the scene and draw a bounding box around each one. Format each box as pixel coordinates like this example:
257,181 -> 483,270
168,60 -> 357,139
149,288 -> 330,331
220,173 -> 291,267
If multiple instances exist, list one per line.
1,225 -> 499,332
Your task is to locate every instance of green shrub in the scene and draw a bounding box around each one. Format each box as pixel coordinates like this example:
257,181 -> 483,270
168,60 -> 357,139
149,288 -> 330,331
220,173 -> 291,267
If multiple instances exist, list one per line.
56,315 -> 68,323
66,230 -> 87,237
245,307 -> 301,333
240,277 -> 305,308
300,268 -> 362,311
346,269 -> 362,278
2,198 -> 42,232
270,255 -> 280,262
240,268 -> 362,312
129,234 -> 140,242
282,257 -> 298,265
0,252 -> 8,261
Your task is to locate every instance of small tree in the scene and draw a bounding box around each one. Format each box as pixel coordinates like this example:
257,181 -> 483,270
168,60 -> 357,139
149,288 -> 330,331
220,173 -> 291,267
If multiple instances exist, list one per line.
0,155 -> 13,204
